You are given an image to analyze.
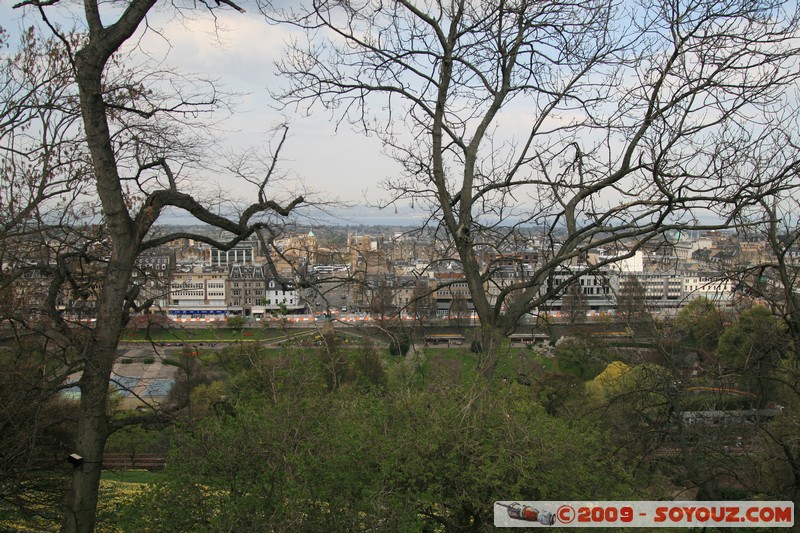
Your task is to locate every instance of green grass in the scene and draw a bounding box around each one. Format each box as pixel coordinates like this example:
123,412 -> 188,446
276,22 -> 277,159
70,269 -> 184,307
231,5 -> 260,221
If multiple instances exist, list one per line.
0,472 -> 161,532
535,353 -> 558,372
422,347 -> 474,382
122,327 -> 294,343
418,347 -> 555,383
123,329 -> 562,386
102,470 -> 163,484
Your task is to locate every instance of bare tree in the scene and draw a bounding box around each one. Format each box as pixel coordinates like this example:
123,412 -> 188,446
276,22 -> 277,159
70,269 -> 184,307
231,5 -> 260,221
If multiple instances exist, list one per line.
368,276 -> 397,325
616,274 -> 650,329
443,291 -> 466,328
722,158 -> 800,508
562,282 -> 588,325
6,3 -> 305,531
0,26 -> 93,521
409,279 -> 434,319
269,0 -> 800,375
730,195 -> 800,348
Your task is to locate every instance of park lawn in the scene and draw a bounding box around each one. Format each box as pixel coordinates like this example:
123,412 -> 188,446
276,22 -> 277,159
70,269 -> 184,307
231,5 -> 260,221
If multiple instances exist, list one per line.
95,474 -> 162,533
184,343 -> 555,388
101,470 -> 164,484
0,472 -> 162,533
420,346 -> 555,383
122,333 -> 562,389
122,327 -> 295,344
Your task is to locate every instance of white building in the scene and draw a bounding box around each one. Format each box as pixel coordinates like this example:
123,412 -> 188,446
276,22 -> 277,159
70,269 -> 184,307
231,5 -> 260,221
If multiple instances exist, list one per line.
682,272 -> 734,303
168,268 -> 227,318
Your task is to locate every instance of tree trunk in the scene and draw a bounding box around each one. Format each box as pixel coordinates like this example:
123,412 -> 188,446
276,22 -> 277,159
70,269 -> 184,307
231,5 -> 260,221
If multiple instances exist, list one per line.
62,352 -> 110,532
62,43 -> 140,533
62,257 -> 134,532
476,325 -> 508,379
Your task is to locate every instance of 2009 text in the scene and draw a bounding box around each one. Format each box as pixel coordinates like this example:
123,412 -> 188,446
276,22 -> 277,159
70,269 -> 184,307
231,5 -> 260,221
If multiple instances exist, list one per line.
576,505 -> 633,523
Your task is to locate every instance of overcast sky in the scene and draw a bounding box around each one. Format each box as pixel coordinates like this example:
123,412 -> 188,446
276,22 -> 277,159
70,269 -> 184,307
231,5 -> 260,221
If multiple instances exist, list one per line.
149,10 -> 393,199
2,2 -> 424,225
5,2 -> 773,229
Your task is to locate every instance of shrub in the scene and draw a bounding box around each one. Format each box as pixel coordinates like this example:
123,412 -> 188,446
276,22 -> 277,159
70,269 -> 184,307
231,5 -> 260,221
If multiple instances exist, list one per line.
388,333 -> 411,356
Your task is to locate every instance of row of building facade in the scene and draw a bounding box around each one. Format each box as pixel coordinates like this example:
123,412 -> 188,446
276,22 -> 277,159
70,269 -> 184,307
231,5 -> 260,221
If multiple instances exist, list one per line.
14,227 -> 784,322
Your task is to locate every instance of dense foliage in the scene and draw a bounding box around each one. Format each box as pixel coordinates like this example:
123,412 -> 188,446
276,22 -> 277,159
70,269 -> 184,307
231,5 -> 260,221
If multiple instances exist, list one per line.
3,301 -> 800,531
115,351 -> 635,532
